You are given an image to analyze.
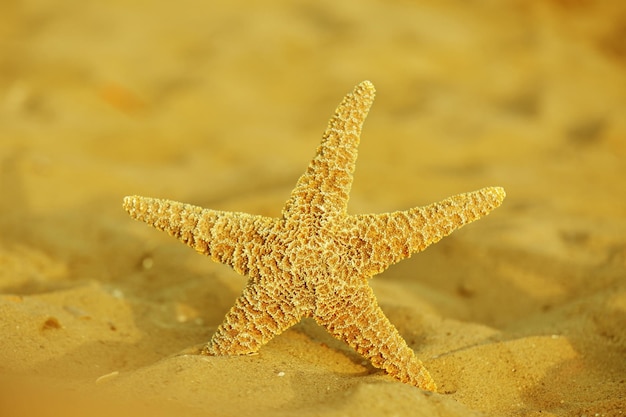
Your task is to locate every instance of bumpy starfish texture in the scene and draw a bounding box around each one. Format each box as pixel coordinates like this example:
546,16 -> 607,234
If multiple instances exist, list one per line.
123,81 -> 506,392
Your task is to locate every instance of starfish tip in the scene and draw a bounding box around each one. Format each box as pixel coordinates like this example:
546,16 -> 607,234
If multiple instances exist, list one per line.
122,196 -> 142,214
357,80 -> 376,94
491,186 -> 506,202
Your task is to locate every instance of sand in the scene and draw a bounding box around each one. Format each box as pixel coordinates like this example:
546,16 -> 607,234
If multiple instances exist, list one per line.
1,0 -> 625,416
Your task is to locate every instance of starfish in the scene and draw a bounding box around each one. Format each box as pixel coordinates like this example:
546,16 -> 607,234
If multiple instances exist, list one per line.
123,81 -> 505,392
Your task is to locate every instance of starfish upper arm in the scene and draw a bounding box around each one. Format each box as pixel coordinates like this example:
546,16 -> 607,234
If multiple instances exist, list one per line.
351,187 -> 506,276
282,81 -> 375,219
123,196 -> 275,275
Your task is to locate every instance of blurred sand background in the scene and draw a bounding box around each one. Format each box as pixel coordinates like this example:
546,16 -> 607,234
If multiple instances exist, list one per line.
1,0 -> 625,416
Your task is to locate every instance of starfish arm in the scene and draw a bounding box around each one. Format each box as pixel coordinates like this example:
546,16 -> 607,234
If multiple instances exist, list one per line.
201,282 -> 304,355
314,282 -> 437,391
123,196 -> 275,275
282,81 -> 375,219
352,186 -> 506,275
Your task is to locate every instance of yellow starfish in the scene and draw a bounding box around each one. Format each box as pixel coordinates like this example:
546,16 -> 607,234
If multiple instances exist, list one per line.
123,81 -> 505,392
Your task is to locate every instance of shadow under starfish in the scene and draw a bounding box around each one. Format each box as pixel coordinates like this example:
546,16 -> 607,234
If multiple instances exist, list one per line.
123,81 -> 506,392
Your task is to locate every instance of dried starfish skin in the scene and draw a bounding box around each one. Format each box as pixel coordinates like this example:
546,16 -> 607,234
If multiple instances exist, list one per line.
123,81 -> 506,391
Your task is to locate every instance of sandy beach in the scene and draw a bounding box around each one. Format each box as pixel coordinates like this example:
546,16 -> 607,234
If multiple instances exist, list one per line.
1,1 -> 625,416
